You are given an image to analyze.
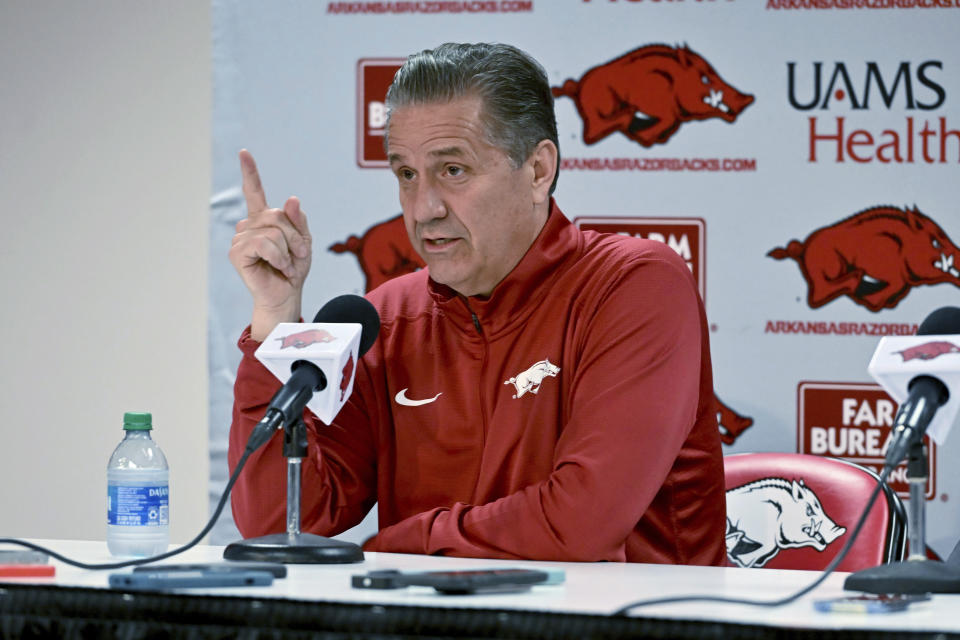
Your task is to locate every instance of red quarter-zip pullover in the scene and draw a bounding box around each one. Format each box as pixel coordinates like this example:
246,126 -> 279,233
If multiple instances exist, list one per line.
229,202 -> 726,564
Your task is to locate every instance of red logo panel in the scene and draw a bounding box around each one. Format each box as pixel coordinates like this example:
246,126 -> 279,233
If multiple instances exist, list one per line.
357,58 -> 404,168
573,217 -> 705,301
573,216 -> 757,446
797,381 -> 936,499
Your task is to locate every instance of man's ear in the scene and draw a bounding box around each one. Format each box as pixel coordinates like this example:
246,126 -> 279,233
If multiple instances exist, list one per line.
529,139 -> 558,205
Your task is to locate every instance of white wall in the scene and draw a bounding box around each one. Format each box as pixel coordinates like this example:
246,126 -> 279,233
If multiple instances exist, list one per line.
0,2 -> 210,544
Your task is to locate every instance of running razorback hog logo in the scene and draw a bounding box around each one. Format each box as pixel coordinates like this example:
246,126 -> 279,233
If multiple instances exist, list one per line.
278,329 -> 336,349
504,359 -> 560,399
898,341 -> 960,362
717,398 -> 754,445
329,213 -> 425,292
725,477 -> 846,569
768,205 -> 960,312
339,354 -> 354,401
552,44 -> 754,148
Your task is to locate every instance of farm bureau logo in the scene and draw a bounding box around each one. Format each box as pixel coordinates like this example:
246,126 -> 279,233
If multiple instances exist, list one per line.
797,382 -> 936,498
574,216 -> 753,445
356,58 -> 405,168
767,205 -> 960,312
554,44 -> 753,148
787,59 -> 958,163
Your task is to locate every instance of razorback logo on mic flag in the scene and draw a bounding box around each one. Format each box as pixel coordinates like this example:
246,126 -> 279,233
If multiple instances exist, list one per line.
897,341 -> 960,362
768,205 -> 960,312
553,44 -> 754,148
339,354 -> 354,402
868,336 -> 960,445
256,322 -> 362,425
277,329 -> 336,349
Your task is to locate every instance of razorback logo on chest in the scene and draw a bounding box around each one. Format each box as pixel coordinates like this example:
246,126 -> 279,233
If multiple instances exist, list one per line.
504,359 -> 560,399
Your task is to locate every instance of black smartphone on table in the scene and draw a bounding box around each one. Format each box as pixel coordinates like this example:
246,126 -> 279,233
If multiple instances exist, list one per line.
132,562 -> 287,578
352,568 -> 556,594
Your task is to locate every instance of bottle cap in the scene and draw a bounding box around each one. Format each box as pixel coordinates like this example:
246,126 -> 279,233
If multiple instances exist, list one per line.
123,412 -> 153,430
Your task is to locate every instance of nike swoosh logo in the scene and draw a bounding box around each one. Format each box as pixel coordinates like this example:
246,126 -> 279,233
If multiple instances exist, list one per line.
395,388 -> 442,407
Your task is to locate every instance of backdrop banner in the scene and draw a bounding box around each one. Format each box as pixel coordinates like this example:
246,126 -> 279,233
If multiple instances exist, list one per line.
210,0 -> 960,558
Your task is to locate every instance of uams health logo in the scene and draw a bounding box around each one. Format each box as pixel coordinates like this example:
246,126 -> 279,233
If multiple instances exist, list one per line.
768,205 -> 960,312
574,216 -> 753,446
788,60 -> 958,164
797,382 -> 936,499
554,45 -> 753,148
357,58 -> 405,168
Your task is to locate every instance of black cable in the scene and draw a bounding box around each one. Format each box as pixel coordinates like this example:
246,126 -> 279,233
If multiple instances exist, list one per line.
0,447 -> 255,571
612,463 -> 892,616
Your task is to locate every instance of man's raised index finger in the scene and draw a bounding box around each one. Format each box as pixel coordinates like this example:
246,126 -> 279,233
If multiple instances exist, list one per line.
239,149 -> 268,214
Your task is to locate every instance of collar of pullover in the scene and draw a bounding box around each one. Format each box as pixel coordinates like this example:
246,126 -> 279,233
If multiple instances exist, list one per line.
426,199 -> 582,338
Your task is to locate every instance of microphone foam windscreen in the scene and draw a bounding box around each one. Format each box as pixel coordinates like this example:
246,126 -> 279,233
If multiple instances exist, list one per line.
918,307 -> 960,336
312,295 -> 381,356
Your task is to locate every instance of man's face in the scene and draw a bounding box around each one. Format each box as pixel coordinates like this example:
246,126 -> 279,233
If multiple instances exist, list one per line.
386,96 -> 548,297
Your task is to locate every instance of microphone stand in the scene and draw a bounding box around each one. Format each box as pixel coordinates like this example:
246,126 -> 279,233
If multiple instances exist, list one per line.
224,418 -> 364,564
845,438 -> 960,593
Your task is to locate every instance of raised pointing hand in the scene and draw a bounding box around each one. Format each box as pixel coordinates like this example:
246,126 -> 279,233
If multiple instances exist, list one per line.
229,149 -> 313,340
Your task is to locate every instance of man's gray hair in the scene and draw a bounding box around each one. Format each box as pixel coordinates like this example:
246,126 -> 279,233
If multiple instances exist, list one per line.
385,42 -> 559,194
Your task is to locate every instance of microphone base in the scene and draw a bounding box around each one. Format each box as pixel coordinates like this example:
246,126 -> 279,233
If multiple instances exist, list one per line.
223,532 -> 364,564
844,559 -> 960,594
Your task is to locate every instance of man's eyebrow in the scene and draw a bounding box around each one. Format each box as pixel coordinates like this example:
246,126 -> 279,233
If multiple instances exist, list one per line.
387,146 -> 472,166
429,146 -> 468,159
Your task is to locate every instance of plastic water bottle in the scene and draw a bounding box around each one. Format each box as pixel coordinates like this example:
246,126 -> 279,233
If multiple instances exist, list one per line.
106,412 -> 170,557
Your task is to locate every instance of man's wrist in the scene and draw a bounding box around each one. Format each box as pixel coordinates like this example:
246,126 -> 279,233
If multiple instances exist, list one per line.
250,303 -> 301,341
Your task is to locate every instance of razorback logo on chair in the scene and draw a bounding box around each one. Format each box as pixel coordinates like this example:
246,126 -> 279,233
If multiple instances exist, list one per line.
725,477 -> 846,568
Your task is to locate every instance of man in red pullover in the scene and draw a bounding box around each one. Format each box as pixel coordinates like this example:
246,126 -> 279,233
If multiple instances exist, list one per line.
228,43 -> 726,564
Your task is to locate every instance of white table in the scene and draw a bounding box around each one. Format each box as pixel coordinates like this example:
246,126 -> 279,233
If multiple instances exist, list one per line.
3,539 -> 959,638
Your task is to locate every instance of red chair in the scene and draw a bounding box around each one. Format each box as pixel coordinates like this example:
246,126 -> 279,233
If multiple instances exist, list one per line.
724,453 -> 906,571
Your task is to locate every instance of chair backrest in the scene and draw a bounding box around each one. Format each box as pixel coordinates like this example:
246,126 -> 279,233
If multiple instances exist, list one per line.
724,453 -> 906,571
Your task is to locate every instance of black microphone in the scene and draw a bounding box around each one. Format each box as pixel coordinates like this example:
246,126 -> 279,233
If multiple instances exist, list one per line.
883,307 -> 960,468
247,295 -> 380,452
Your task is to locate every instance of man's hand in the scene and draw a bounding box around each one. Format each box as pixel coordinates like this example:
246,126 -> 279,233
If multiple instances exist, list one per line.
229,149 -> 313,341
